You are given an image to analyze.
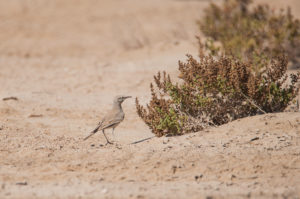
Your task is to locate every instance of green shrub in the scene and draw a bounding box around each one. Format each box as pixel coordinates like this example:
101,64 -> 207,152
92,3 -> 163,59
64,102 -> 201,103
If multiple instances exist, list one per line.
135,0 -> 300,137
136,52 -> 299,136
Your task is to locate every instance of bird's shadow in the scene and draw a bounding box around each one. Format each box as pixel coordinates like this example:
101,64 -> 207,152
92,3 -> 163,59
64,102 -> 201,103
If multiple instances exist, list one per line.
130,136 -> 155,145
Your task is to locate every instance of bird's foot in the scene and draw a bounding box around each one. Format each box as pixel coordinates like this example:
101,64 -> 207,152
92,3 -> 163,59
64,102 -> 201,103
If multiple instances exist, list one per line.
105,141 -> 114,145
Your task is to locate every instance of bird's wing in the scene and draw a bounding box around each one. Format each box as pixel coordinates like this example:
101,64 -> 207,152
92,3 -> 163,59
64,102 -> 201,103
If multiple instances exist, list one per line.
83,114 -> 121,141
83,108 -> 124,141
83,120 -> 120,141
100,109 -> 124,128
101,119 -> 122,129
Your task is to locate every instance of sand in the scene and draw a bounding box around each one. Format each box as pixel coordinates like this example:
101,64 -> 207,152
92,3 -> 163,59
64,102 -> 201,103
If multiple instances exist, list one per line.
0,0 -> 300,198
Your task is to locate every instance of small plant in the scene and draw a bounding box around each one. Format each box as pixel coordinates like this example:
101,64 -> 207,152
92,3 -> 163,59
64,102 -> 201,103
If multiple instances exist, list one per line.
136,51 -> 300,136
136,74 -> 207,137
199,0 -> 300,65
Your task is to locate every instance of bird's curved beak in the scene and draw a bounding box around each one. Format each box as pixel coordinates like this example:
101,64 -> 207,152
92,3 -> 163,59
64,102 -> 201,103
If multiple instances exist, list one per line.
124,96 -> 132,99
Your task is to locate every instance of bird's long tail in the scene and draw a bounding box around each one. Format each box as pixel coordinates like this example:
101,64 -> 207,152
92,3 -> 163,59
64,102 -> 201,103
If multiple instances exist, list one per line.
83,122 -> 102,141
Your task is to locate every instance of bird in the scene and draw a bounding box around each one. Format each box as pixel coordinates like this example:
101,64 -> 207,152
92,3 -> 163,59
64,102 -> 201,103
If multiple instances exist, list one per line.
83,95 -> 131,144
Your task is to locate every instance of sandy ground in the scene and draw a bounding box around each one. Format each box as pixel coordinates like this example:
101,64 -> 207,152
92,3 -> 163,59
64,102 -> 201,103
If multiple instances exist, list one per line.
0,0 -> 300,198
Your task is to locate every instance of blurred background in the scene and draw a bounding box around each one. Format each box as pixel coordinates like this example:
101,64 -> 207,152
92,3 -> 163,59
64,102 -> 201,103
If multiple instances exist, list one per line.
0,0 -> 206,59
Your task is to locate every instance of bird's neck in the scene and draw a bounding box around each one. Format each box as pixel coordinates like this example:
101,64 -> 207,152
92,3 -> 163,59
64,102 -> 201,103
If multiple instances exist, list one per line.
113,102 -> 123,111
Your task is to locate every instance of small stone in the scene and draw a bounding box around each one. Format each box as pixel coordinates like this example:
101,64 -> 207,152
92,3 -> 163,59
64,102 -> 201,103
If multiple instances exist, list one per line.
101,188 -> 108,194
195,174 -> 203,181
16,182 -> 27,186
163,138 -> 169,144
247,192 -> 251,198
231,174 -> 236,179
172,165 -> 177,174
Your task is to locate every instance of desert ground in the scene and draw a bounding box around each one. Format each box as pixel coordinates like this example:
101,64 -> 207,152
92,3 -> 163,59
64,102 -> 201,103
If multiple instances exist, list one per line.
0,0 -> 300,198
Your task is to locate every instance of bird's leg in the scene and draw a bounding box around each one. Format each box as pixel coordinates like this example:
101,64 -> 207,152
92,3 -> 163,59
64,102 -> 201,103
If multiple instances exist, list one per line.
112,127 -> 122,149
112,127 -> 116,142
102,130 -> 113,145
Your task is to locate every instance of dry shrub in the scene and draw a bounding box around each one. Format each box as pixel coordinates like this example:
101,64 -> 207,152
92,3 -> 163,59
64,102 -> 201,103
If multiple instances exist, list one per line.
136,50 -> 300,136
199,0 -> 300,65
136,73 -> 208,137
135,0 -> 300,137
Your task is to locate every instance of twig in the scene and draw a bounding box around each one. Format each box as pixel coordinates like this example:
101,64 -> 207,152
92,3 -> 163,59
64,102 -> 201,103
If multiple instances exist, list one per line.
249,137 -> 259,142
288,120 -> 294,128
16,182 -> 27,186
208,121 -> 217,127
130,136 -> 155,145
2,96 -> 18,101
240,92 -> 267,114
245,136 -> 260,144
28,114 -> 43,118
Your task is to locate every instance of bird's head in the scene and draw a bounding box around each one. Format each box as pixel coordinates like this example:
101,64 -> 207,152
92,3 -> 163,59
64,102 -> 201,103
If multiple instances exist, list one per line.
114,95 -> 132,104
